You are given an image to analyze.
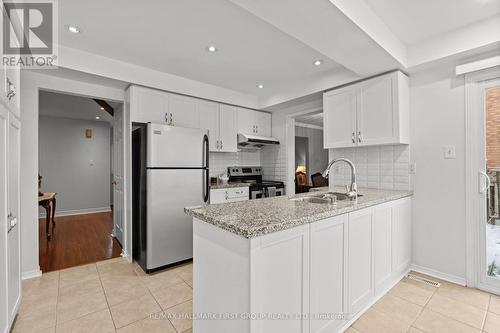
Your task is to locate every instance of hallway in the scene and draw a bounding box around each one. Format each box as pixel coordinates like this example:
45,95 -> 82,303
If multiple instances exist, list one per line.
39,212 -> 122,272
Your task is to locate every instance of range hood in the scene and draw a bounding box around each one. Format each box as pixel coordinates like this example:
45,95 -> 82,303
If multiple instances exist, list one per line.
237,133 -> 280,149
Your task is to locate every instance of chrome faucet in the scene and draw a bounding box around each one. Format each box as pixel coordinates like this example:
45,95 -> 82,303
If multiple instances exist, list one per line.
322,158 -> 358,199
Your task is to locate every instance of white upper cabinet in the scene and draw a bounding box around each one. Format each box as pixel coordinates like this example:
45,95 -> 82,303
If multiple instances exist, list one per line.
129,86 -> 169,124
168,94 -> 199,128
323,88 -> 357,148
237,108 -> 272,136
198,100 -> 219,152
198,101 -> 237,152
323,71 -> 409,148
218,105 -> 237,152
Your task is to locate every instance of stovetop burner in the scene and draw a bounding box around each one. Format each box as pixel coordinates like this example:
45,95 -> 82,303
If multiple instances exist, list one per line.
227,166 -> 285,197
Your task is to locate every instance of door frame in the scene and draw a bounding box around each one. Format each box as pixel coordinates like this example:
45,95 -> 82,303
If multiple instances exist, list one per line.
36,89 -> 129,260
285,107 -> 323,195
465,66 -> 500,294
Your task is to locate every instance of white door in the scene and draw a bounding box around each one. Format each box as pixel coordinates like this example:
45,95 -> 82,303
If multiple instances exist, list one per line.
198,100 -> 219,152
236,107 -> 255,134
347,207 -> 373,315
358,75 -> 396,146
0,105 -> 8,333
323,88 -> 357,148
112,106 -> 125,247
168,94 -> 199,128
255,111 -> 271,136
7,113 -> 20,325
218,105 -> 237,152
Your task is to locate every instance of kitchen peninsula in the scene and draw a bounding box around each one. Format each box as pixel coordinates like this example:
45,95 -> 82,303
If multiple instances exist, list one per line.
185,187 -> 413,333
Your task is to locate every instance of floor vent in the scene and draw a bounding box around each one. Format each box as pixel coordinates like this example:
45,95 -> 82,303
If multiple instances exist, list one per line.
405,273 -> 441,288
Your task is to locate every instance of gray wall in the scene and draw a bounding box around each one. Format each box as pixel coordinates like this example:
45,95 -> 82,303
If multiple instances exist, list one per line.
295,126 -> 328,182
39,116 -> 112,214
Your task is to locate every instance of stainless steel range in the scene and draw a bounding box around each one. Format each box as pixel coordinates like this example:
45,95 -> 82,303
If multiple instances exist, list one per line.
227,166 -> 285,199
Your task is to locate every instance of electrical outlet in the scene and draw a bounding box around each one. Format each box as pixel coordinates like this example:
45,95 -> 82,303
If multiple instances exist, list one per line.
409,163 -> 416,174
444,145 -> 456,159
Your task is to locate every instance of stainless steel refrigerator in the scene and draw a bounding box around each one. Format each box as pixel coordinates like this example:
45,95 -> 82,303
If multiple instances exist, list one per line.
133,123 -> 209,273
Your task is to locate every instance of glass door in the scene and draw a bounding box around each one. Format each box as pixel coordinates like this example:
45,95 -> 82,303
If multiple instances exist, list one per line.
483,84 -> 500,288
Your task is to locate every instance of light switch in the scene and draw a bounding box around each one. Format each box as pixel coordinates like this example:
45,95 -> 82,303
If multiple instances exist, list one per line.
444,145 -> 456,159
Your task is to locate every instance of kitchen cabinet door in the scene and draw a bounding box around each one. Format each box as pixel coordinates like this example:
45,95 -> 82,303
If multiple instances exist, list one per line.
392,197 -> 412,275
347,207 -> 373,315
323,88 -> 357,148
218,105 -> 237,152
130,86 -> 169,124
373,203 -> 393,294
0,106 -> 8,333
255,111 -> 271,136
237,107 -> 255,134
357,74 -> 396,146
168,94 -> 199,128
198,100 -> 219,152
7,113 -> 20,326
310,215 -> 347,333
253,225 -> 309,333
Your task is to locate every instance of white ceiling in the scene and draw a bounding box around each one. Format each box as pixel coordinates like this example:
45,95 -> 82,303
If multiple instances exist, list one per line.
295,112 -> 324,128
59,0 -> 344,98
363,0 -> 500,45
39,91 -> 120,123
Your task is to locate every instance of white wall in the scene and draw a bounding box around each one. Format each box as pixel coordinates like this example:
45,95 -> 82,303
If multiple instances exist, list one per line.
39,116 -> 111,214
210,151 -> 260,178
410,68 -> 467,282
20,70 -> 124,278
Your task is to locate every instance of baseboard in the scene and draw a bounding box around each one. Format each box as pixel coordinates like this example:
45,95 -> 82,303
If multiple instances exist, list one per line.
39,207 -> 111,218
22,269 -> 42,280
410,264 -> 466,286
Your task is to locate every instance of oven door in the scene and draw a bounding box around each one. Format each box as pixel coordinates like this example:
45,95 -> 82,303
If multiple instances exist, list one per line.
251,189 -> 264,199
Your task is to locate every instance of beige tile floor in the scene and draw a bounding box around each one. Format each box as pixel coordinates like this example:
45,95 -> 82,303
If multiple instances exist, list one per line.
13,257 -> 500,333
13,257 -> 193,333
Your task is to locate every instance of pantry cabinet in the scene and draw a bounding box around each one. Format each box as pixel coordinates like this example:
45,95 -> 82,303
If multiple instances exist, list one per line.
237,108 -> 272,136
323,71 -> 409,148
0,103 -> 21,333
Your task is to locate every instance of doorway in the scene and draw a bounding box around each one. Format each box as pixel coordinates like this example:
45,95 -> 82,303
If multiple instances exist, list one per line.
292,111 -> 329,194
37,91 -> 124,272
466,68 -> 500,294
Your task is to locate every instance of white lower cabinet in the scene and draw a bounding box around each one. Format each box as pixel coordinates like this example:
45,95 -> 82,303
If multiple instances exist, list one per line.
210,187 -> 249,204
310,215 -> 347,333
193,197 -> 412,333
347,208 -> 374,316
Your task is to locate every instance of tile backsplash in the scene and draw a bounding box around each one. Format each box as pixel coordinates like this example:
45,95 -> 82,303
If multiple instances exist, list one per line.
329,145 -> 411,190
209,151 -> 261,177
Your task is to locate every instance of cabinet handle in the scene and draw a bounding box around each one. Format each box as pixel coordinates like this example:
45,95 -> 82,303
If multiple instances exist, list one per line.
358,131 -> 362,143
351,132 -> 355,143
220,140 -> 223,150
165,112 -> 169,124
169,113 -> 173,125
225,191 -> 228,200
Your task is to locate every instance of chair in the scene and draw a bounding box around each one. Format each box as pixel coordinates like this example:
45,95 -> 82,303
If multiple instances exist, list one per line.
311,172 -> 328,187
295,171 -> 312,193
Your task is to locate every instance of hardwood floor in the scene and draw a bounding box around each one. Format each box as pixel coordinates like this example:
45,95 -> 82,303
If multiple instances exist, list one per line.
39,211 -> 122,272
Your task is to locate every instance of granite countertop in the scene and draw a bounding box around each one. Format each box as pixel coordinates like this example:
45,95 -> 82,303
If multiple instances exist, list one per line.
210,182 -> 251,190
185,187 -> 413,239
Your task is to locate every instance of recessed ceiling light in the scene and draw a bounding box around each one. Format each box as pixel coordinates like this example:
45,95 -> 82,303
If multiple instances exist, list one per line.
257,84 -> 264,89
67,25 -> 81,34
100,107 -> 104,110
95,116 -> 100,120
206,45 -> 217,53
313,60 -> 323,66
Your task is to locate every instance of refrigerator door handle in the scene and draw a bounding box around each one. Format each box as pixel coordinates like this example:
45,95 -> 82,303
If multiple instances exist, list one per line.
203,134 -> 210,203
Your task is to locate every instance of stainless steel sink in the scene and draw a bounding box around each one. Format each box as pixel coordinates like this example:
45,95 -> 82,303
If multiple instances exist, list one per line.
291,192 -> 363,204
